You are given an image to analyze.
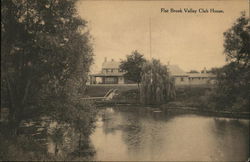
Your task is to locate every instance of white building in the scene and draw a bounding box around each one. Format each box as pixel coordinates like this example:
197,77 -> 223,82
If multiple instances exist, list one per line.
90,58 -> 125,84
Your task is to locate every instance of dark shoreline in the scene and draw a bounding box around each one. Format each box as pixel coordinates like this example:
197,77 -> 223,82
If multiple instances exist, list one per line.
94,101 -> 250,120
164,107 -> 250,120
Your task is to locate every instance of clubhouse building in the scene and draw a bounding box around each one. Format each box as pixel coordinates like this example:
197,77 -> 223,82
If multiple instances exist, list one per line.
90,58 -> 126,84
89,58 -> 216,85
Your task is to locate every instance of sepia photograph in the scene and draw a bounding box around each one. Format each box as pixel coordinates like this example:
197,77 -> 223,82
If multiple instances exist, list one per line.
1,0 -> 250,161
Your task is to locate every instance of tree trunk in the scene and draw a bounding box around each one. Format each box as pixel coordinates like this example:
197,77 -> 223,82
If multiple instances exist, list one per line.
6,76 -> 15,116
78,133 -> 82,157
21,80 -> 31,105
55,143 -> 58,155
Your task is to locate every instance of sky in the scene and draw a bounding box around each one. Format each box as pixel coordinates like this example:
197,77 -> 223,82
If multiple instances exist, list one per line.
76,0 -> 249,73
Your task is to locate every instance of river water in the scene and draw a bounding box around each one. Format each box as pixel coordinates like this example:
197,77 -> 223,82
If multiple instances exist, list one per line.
90,106 -> 250,161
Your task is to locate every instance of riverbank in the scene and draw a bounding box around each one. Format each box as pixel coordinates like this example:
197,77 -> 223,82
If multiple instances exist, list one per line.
161,104 -> 250,119
86,85 -> 250,119
0,117 -> 95,161
93,101 -> 250,119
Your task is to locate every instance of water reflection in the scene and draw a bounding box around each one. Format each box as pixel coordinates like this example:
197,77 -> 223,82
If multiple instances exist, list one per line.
211,118 -> 250,161
91,106 -> 250,161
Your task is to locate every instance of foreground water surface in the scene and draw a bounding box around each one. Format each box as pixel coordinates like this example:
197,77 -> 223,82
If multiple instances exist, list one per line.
90,106 -> 250,161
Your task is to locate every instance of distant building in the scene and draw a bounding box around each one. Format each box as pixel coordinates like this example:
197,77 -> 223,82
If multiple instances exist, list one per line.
187,72 -> 216,85
167,65 -> 189,85
90,58 -> 126,84
168,65 -> 216,85
89,58 -> 216,85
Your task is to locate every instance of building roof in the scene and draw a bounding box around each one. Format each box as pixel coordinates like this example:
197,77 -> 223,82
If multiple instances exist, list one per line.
102,60 -> 120,69
168,65 -> 188,76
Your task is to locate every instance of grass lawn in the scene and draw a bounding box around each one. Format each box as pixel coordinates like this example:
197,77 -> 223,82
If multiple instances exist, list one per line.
85,84 -> 138,97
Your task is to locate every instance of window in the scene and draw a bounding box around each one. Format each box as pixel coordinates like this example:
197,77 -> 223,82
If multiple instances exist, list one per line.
181,77 -> 184,81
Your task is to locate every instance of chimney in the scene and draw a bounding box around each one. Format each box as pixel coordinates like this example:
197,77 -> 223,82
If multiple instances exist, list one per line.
104,57 -> 107,62
111,58 -> 114,62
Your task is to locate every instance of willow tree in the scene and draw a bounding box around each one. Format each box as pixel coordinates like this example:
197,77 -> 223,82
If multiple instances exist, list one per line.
140,59 -> 176,105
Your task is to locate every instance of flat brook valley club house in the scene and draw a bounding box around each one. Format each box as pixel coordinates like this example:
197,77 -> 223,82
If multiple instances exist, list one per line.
89,58 -> 216,85
161,8 -> 224,13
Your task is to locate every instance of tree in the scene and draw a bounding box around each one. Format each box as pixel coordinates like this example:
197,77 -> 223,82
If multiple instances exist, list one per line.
1,0 -> 98,159
119,50 -> 146,87
188,70 -> 199,73
140,59 -> 175,105
69,100 -> 97,157
1,0 -> 94,133
223,11 -> 250,68
209,12 -> 250,111
209,67 -> 220,74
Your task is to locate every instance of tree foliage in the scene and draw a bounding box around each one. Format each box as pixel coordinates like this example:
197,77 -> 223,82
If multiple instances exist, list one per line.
223,11 -> 250,67
1,0 -> 95,134
1,0 -> 98,159
209,12 -> 250,111
119,50 -> 146,85
140,59 -> 176,105
188,70 -> 199,73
